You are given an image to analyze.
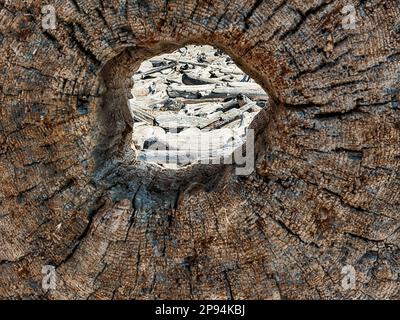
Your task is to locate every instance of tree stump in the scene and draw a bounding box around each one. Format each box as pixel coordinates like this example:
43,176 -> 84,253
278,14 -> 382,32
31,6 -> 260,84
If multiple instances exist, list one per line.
0,0 -> 399,299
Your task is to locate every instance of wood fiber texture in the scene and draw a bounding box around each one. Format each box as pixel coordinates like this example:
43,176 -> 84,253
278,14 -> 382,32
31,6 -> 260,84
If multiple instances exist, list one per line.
0,0 -> 399,299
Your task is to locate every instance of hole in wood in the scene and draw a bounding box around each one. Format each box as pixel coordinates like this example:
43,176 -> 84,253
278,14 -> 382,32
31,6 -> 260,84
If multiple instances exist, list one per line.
129,45 -> 269,170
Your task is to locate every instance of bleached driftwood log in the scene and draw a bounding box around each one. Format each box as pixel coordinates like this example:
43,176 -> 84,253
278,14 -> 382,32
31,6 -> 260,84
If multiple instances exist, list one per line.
167,83 -> 269,100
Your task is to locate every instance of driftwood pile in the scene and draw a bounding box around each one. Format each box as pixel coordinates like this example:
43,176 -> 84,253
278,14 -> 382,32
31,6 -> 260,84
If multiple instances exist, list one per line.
129,45 -> 268,168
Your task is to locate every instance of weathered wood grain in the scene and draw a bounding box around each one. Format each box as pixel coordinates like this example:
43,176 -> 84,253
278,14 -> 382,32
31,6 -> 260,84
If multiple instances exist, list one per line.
0,0 -> 399,300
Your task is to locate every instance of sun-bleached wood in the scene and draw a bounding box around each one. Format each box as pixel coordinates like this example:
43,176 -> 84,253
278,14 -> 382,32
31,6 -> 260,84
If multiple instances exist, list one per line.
0,0 -> 399,300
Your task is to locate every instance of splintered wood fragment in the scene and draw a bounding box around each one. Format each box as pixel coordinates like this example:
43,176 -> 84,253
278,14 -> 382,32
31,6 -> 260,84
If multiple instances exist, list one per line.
182,72 -> 222,85
175,98 -> 226,104
221,108 -> 241,122
199,114 -> 223,129
130,105 -> 155,124
181,102 -> 222,117
138,150 -> 225,166
226,82 -> 264,90
211,86 -> 269,100
216,67 -> 244,75
167,84 -> 268,100
138,63 -> 176,78
147,98 -> 172,109
220,99 -> 239,111
202,102 -> 259,130
202,114 -> 237,131
237,101 -> 260,114
155,114 -> 207,130
167,84 -> 216,99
